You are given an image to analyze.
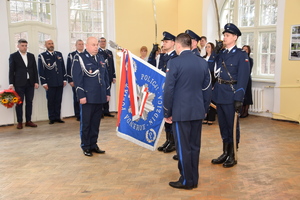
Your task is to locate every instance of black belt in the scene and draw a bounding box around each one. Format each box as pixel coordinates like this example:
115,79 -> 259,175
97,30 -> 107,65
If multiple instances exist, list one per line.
217,78 -> 237,85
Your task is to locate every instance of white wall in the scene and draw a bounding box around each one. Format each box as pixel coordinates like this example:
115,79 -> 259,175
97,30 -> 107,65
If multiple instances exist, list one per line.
0,1 -> 14,125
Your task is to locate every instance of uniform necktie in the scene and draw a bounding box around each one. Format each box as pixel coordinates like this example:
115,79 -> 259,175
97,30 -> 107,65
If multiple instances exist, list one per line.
91,55 -> 96,61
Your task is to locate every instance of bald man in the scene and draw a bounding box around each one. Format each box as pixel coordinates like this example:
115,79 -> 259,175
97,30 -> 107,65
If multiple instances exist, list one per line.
72,37 -> 110,157
38,40 -> 67,124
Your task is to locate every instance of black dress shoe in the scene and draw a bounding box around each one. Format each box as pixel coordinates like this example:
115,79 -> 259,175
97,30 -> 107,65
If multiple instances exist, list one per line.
169,181 -> 193,190
56,119 -> 65,123
173,155 -> 178,160
104,113 -> 114,117
163,143 -> 176,153
91,147 -> 105,154
157,140 -> 169,151
193,184 -> 198,188
49,120 -> 55,124
83,149 -> 93,156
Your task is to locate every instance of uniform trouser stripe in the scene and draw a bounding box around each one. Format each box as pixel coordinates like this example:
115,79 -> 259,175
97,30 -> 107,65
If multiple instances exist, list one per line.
175,122 -> 186,185
174,120 -> 202,187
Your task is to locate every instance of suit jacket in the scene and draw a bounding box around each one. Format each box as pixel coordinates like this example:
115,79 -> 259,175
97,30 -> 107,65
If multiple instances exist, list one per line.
163,50 -> 212,121
98,48 -> 116,83
38,51 -> 67,87
208,46 -> 250,104
72,50 -> 110,104
9,51 -> 39,87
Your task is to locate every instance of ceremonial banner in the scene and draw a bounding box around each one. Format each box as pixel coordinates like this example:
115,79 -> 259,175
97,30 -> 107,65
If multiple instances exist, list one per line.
117,50 -> 165,151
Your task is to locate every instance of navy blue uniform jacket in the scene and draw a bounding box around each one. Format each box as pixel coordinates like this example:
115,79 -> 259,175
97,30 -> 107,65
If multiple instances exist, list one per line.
158,50 -> 177,72
38,51 -> 67,87
98,48 -> 116,83
208,46 -> 250,104
66,50 -> 80,83
163,50 -> 212,121
72,50 -> 110,104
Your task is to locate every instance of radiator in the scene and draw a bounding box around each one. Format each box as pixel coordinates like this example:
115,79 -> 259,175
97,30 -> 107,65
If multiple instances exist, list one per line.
249,88 -> 263,112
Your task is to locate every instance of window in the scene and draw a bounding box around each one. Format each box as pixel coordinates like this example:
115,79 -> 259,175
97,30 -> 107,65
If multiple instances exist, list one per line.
220,0 -> 278,79
69,0 -> 105,51
8,0 -> 56,53
9,0 -> 52,24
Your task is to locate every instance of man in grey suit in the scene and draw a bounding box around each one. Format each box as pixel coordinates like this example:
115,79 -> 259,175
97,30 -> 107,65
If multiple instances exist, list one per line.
9,39 -> 39,129
164,33 -> 211,190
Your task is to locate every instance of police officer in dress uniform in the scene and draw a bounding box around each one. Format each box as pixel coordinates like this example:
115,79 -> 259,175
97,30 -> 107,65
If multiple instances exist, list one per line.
72,37 -> 110,157
38,40 -> 67,124
209,23 -> 250,168
156,31 -> 178,153
185,30 -> 201,56
66,39 -> 84,121
164,33 -> 211,190
98,37 -> 116,117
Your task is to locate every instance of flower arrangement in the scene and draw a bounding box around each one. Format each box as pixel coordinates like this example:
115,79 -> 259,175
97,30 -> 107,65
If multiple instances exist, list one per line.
0,89 -> 22,108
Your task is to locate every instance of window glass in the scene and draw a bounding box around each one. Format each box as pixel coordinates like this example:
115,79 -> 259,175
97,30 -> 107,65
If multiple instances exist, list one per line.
260,0 -> 278,26
239,0 -> 255,27
9,0 -> 52,24
69,0 -> 105,51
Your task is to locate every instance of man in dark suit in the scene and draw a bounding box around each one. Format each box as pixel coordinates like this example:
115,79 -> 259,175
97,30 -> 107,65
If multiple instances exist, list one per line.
98,37 -> 116,117
157,31 -> 178,153
209,23 -> 250,168
9,39 -> 39,129
66,39 -> 85,121
72,37 -> 110,157
38,40 -> 67,124
164,33 -> 211,190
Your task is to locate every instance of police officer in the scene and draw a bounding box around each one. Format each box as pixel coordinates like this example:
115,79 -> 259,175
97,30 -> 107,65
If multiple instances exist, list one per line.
164,33 -> 211,189
66,39 -> 84,121
38,40 -> 67,124
172,30 -> 203,161
72,37 -> 110,157
157,31 -> 177,153
185,30 -> 201,56
209,23 -> 250,168
98,37 -> 116,117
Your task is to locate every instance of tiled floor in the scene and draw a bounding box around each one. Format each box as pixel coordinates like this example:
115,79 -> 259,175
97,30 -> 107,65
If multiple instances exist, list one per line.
0,115 -> 299,200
